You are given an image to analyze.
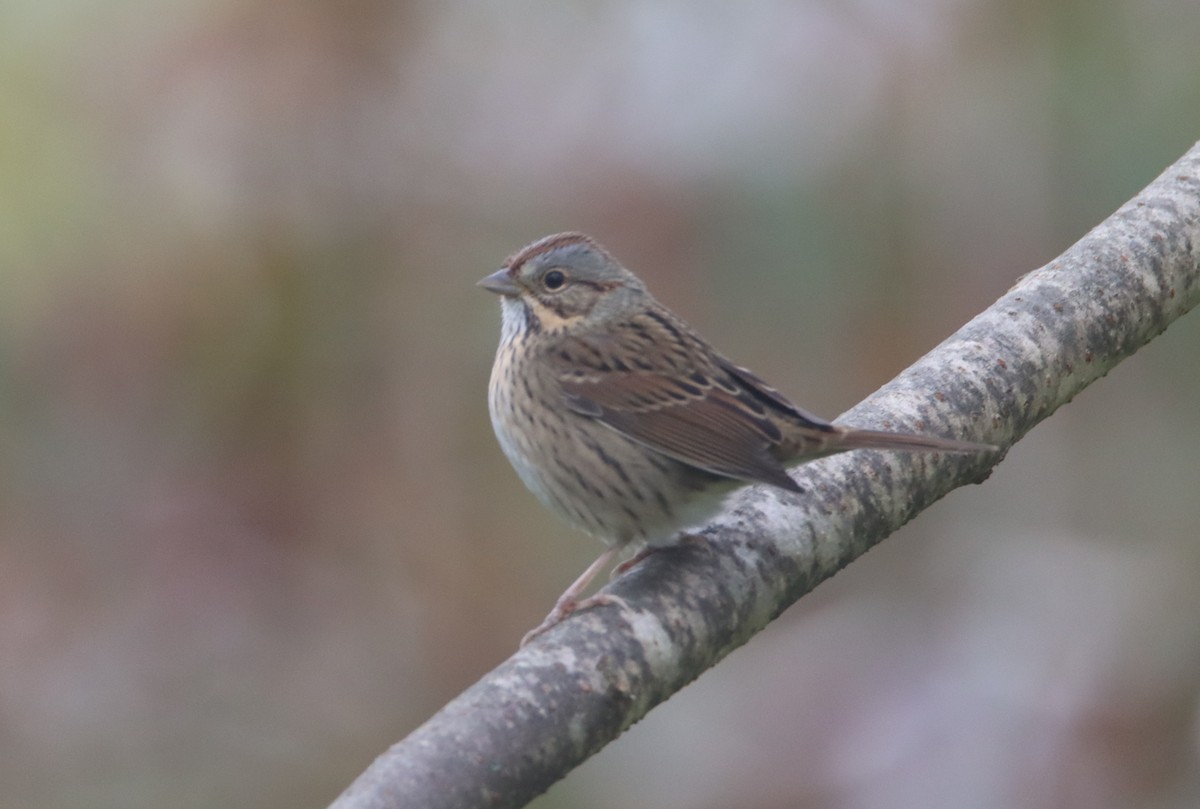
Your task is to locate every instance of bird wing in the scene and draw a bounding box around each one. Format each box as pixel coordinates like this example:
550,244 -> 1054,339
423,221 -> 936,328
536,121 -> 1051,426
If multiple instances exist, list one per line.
551,311 -> 824,492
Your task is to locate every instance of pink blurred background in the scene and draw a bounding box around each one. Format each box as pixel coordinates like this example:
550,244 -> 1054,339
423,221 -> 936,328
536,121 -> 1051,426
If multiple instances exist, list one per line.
2,2 -> 1199,807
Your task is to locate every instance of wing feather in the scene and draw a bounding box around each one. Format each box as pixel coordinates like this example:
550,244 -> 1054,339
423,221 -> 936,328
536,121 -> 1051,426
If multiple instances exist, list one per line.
553,312 -> 808,491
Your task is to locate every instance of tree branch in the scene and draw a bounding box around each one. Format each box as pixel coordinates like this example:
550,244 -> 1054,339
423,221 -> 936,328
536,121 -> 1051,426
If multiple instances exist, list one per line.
329,142 -> 1200,809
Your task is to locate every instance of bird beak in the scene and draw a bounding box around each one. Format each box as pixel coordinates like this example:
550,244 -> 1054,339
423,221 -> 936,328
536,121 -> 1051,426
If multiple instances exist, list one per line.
477,268 -> 521,296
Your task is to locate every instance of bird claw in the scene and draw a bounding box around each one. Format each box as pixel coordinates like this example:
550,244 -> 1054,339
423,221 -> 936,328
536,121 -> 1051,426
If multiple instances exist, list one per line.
611,533 -> 711,580
613,547 -> 658,577
520,592 -> 634,647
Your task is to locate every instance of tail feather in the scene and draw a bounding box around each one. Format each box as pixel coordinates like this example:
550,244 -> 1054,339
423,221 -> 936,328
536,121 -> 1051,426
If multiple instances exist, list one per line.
836,428 -> 996,454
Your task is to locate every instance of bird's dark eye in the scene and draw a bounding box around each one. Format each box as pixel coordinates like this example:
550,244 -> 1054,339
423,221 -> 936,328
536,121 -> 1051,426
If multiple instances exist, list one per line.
542,269 -> 567,291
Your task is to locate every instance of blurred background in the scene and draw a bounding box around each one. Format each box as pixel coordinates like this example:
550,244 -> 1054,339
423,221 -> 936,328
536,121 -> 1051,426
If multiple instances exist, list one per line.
2,1 -> 1199,807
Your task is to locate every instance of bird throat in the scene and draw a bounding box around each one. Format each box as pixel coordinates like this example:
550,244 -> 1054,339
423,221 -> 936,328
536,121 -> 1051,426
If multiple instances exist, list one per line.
507,295 -> 584,336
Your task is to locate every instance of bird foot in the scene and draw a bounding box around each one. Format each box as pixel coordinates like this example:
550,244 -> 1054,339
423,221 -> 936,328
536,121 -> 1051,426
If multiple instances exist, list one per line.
520,592 -> 633,647
613,533 -> 712,579
611,533 -> 710,579
613,547 -> 658,577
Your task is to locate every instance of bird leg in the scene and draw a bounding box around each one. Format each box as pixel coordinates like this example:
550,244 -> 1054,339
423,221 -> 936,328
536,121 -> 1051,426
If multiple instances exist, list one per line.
613,545 -> 658,577
521,545 -> 631,646
613,532 -> 710,577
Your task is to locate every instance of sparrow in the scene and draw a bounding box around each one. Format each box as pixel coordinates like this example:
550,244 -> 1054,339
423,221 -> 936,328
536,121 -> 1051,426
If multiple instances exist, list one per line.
480,232 -> 992,643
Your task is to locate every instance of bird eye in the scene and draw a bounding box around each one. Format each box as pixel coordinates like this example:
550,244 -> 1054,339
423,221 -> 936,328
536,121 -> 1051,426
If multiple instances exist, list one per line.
542,269 -> 567,291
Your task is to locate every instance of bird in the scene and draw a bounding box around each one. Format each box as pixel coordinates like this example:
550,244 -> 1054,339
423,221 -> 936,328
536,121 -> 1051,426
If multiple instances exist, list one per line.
479,232 -> 993,644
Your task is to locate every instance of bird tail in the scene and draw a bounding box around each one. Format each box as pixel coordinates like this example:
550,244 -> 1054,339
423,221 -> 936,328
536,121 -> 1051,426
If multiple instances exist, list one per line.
836,428 -> 996,454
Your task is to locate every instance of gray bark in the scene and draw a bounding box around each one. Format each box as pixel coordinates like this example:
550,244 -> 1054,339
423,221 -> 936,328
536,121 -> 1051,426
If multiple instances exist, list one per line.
329,142 -> 1200,809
